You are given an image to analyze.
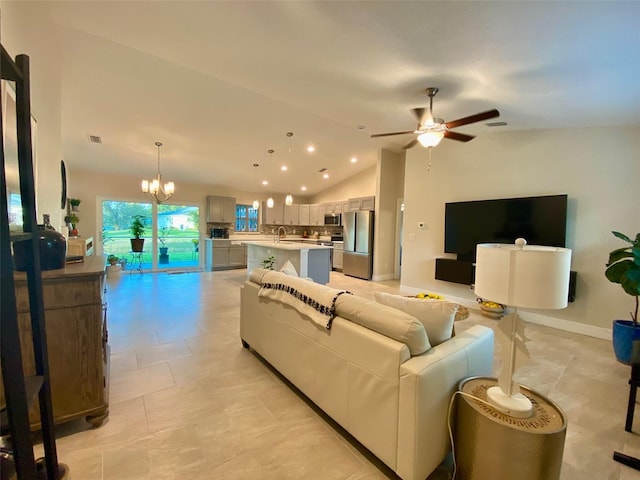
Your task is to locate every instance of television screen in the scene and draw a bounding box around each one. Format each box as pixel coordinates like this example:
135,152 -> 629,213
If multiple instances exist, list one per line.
444,194 -> 567,262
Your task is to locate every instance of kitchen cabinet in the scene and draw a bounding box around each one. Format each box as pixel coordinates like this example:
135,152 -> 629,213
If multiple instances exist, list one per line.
205,239 -> 247,271
347,196 -> 375,211
207,196 -> 236,223
309,204 -> 323,226
284,204 -> 300,225
299,204 -> 310,225
263,201 -> 284,225
324,203 -> 342,214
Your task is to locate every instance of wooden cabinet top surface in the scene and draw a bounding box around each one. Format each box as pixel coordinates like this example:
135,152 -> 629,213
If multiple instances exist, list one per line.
13,255 -> 106,283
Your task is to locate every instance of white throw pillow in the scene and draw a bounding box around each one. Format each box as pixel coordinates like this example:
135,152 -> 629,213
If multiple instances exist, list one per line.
279,260 -> 299,277
374,292 -> 458,346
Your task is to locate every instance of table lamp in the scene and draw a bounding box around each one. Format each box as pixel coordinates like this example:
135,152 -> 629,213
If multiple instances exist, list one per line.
474,238 -> 572,418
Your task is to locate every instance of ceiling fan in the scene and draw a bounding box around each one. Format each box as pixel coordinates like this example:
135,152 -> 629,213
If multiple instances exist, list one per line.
371,87 -> 500,149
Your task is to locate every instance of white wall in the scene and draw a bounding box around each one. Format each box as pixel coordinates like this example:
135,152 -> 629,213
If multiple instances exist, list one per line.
402,126 -> 640,335
373,149 -> 404,280
2,2 -> 64,229
310,166 -> 376,204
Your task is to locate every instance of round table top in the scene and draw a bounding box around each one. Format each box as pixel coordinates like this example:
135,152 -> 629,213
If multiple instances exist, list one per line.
459,376 -> 566,433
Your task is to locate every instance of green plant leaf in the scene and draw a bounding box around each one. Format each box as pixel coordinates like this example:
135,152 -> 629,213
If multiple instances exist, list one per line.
608,248 -> 633,265
621,274 -> 640,296
613,231 -> 633,243
606,259 -> 632,283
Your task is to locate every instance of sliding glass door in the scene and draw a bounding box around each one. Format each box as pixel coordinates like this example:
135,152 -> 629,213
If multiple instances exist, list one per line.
101,199 -> 200,272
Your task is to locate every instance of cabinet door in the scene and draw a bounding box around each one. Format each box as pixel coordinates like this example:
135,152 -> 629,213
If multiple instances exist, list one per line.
212,247 -> 230,267
347,198 -> 361,211
309,204 -> 322,225
262,202 -> 284,224
207,196 -> 222,222
228,246 -> 245,266
360,196 -> 375,211
299,204 -> 310,225
284,204 -> 299,225
222,197 -> 236,222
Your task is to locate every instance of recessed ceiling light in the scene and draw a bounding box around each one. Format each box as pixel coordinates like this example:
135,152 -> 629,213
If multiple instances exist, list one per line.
350,157 -> 357,163
301,186 -> 307,191
281,165 -> 288,171
323,173 -> 329,179
262,180 -> 268,185
307,146 -> 315,153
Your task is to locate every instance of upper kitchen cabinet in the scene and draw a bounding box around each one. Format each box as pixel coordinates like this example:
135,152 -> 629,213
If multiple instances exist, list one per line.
347,196 -> 375,211
309,204 -> 324,226
207,196 -> 236,223
324,203 -> 343,215
298,204 -> 310,225
284,204 -> 300,225
263,201 -> 284,225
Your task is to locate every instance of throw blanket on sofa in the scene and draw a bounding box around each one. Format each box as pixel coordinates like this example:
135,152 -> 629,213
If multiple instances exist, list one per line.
258,270 -> 350,330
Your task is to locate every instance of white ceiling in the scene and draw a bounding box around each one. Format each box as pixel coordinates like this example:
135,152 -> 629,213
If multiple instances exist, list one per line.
13,1 -> 640,196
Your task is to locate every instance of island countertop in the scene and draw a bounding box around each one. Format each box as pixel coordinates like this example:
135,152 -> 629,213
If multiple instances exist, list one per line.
240,240 -> 333,250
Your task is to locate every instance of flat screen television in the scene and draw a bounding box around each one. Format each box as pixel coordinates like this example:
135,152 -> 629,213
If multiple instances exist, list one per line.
444,194 -> 568,262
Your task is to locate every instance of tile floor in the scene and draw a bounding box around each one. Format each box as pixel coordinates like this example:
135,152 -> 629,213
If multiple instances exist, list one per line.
35,269 -> 640,479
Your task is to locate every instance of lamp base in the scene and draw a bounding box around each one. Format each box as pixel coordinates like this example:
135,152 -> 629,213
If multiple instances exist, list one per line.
486,385 -> 533,418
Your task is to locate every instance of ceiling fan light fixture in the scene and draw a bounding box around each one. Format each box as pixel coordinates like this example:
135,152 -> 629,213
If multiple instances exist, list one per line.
417,131 -> 444,148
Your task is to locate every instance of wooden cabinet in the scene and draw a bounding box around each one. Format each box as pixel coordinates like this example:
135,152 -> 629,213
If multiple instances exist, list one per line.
207,196 -> 236,223
4,256 -> 110,429
299,204 -> 310,225
67,236 -> 94,256
262,201 -> 284,225
347,196 -> 375,211
284,204 -> 300,225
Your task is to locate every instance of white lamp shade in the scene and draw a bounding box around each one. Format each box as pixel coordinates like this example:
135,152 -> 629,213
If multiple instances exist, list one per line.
141,180 -> 149,192
417,131 -> 444,148
267,197 -> 274,208
475,242 -> 572,309
252,200 -> 260,210
285,193 -> 293,206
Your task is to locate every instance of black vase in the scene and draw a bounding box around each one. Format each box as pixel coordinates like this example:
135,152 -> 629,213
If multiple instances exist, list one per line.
13,225 -> 67,271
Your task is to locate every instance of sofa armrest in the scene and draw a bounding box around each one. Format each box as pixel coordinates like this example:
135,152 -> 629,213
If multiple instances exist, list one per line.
396,325 -> 494,480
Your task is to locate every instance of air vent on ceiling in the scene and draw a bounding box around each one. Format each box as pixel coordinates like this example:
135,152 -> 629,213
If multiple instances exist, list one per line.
87,135 -> 102,144
318,168 -> 327,173
486,121 -> 508,127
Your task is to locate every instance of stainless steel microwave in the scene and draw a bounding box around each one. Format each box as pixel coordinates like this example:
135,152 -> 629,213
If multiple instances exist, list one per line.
324,214 -> 341,225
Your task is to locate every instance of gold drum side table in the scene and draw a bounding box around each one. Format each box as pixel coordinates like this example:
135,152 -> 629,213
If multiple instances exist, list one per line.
454,376 -> 567,480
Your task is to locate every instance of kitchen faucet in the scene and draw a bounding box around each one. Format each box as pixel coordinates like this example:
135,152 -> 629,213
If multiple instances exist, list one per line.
276,226 -> 286,243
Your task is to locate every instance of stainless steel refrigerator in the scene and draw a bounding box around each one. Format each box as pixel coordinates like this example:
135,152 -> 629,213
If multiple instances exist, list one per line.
342,210 -> 374,280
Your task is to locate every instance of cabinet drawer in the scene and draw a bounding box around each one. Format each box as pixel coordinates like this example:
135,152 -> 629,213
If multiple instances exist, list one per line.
15,275 -> 104,312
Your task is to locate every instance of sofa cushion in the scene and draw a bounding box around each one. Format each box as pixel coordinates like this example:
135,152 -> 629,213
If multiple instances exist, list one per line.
279,260 -> 299,277
335,294 -> 430,355
373,292 -> 458,347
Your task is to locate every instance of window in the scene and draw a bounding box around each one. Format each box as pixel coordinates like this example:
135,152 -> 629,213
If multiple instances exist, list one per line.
235,204 -> 259,232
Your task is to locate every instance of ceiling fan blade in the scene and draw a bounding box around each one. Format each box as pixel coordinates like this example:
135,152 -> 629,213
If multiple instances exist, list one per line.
444,130 -> 475,142
402,139 -> 418,150
411,107 -> 427,123
445,109 -> 500,129
370,130 -> 415,138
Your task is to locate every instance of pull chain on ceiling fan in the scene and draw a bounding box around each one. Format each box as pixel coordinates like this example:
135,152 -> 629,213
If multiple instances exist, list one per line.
371,87 -> 500,150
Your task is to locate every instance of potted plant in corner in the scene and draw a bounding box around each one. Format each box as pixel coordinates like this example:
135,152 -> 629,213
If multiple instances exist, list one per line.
606,231 -> 640,365
130,215 -> 146,252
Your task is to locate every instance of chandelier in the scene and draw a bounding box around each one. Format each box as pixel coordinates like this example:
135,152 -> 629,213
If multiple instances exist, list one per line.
141,141 -> 175,204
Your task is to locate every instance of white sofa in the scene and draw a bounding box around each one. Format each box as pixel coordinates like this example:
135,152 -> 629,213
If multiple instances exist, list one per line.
240,270 -> 494,480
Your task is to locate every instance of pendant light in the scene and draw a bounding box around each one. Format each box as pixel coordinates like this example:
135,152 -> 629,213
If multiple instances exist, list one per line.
266,149 -> 275,208
284,132 -> 294,206
141,141 -> 175,203
251,163 -> 260,210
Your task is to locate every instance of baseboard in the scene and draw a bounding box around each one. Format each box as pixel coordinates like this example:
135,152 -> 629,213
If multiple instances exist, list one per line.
399,285 -> 612,341
372,273 -> 396,281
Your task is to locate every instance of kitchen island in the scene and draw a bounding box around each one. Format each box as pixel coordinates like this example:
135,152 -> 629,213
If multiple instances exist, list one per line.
243,241 -> 332,284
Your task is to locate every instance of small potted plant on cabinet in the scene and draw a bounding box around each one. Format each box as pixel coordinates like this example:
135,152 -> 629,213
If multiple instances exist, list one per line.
606,231 -> 640,365
130,215 -> 146,252
68,198 -> 81,212
69,213 -> 79,236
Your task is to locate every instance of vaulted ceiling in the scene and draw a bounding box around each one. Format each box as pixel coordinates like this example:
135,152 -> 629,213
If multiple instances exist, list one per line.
7,1 -> 640,196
